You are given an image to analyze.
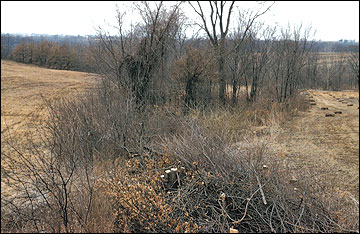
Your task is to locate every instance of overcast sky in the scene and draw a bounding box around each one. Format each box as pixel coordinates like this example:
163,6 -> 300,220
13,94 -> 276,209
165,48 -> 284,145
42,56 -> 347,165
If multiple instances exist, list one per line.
1,1 -> 359,42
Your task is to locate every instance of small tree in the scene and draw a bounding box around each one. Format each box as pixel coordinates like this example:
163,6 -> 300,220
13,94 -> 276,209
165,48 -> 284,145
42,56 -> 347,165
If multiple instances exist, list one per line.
10,41 -> 26,63
302,51 -> 320,89
189,1 -> 273,104
33,40 -> 56,66
269,24 -> 314,102
227,4 -> 274,104
174,44 -> 216,111
91,2 -> 183,109
245,24 -> 275,103
188,1 -> 235,104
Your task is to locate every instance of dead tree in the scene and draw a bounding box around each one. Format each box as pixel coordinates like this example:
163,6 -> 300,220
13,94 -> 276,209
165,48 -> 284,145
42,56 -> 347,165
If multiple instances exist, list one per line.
91,1 -> 183,109
269,24 -> 314,103
245,24 -> 275,103
302,51 -> 320,89
227,4 -> 274,104
188,1 -> 235,104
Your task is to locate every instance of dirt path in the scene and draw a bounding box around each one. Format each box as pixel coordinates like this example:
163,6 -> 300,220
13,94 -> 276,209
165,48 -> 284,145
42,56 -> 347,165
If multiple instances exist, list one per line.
273,89 -> 359,199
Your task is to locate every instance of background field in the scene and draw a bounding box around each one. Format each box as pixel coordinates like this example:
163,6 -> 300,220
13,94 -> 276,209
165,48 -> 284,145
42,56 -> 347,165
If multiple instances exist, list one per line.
1,60 -> 100,200
1,59 -> 100,143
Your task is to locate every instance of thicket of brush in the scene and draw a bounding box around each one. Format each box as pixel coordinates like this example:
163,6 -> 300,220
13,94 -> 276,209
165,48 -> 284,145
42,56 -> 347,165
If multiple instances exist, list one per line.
2,79 -> 358,233
1,1 -> 358,233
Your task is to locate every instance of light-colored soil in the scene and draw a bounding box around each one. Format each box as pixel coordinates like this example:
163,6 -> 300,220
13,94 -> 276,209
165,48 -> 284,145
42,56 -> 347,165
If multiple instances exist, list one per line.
272,89 -> 359,199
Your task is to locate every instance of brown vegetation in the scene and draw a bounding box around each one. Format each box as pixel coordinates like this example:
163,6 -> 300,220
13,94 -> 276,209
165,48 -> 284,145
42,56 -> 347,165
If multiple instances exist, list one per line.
2,61 -> 358,232
1,1 -> 359,233
9,39 -> 94,71
1,60 -> 99,143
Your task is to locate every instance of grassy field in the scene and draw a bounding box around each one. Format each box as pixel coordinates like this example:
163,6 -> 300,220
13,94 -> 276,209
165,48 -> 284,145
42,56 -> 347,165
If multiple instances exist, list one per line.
1,59 -> 100,143
1,60 -> 101,201
316,52 -> 354,65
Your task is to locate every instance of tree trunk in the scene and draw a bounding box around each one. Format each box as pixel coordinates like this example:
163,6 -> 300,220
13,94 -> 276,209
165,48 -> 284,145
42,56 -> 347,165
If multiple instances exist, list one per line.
232,77 -> 237,104
185,77 -> 195,108
218,39 -> 226,104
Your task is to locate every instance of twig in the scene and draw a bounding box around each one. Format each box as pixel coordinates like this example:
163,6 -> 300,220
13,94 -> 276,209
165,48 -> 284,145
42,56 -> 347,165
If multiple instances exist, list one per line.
255,175 -> 267,205
218,186 -> 262,225
232,197 -> 251,225
295,203 -> 305,227
269,204 -> 276,232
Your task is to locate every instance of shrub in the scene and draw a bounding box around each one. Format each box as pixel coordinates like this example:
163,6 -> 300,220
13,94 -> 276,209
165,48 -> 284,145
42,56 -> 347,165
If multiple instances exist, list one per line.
158,119 -> 341,232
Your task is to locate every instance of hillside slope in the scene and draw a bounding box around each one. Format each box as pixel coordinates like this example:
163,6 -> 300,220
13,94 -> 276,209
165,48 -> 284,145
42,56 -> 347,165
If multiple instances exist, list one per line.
1,60 -> 100,141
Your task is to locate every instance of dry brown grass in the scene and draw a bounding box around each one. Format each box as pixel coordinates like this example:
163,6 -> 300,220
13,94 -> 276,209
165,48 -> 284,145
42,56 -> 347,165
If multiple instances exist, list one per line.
315,52 -> 353,65
1,59 -> 100,142
276,89 -> 359,198
269,89 -> 359,231
1,60 -> 100,210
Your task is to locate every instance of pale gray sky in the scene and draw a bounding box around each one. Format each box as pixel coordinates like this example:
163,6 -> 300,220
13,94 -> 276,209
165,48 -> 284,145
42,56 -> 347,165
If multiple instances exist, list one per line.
1,1 -> 359,42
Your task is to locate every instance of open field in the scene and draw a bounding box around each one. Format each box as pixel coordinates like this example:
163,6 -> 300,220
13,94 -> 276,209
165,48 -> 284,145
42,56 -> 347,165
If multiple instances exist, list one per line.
316,52 -> 355,65
1,60 -> 100,143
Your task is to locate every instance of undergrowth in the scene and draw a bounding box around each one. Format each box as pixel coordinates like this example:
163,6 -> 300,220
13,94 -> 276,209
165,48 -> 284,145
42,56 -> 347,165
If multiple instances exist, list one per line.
1,86 -> 358,233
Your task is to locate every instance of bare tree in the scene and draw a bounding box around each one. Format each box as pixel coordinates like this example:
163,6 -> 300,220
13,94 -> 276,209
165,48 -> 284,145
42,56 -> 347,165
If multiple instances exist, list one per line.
91,1 -> 183,109
173,42 -> 216,111
189,1 -> 273,104
269,24 -> 314,102
227,11 -> 253,104
302,51 -> 320,89
188,1 -> 235,104
10,40 -> 26,63
1,34 -> 12,58
245,24 -> 276,103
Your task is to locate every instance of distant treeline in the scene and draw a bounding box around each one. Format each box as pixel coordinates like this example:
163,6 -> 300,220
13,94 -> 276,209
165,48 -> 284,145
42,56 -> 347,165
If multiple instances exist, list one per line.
1,34 -> 96,72
1,33 -> 359,72
1,32 -> 359,96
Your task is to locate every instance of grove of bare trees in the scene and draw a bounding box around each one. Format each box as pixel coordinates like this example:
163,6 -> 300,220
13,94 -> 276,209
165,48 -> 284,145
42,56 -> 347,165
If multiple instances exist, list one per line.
5,38 -> 94,71
88,1 -> 358,111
